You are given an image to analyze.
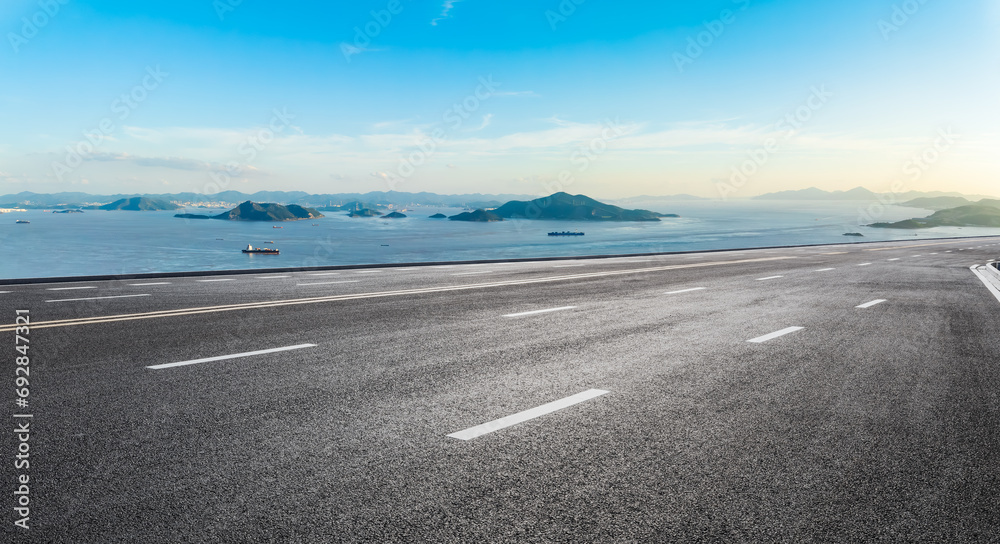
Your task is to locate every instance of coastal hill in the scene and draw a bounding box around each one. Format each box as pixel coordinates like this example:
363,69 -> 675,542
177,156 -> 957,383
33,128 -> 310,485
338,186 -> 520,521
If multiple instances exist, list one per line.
211,201 -> 323,221
90,197 -> 181,211
449,209 -> 503,222
900,196 -> 972,210
869,202 -> 1000,229
493,192 -> 671,221
348,208 -> 382,217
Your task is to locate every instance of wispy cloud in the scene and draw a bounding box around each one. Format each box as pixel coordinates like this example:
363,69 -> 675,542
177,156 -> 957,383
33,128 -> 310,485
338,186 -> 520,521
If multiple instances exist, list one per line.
431,0 -> 462,26
81,152 -> 268,176
340,43 -> 385,62
476,114 -> 493,131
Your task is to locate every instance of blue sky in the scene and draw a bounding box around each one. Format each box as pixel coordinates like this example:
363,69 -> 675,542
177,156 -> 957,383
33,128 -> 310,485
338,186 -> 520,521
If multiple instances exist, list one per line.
1,0 -> 997,198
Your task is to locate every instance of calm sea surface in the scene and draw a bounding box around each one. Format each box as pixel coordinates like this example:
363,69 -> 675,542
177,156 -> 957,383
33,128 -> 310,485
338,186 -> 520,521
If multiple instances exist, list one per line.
2,200 -> 995,279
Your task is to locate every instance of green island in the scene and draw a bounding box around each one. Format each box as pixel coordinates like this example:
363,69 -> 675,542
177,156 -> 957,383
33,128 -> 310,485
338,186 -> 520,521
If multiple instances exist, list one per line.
449,209 -> 503,222
175,201 -> 323,221
492,192 -> 675,221
348,208 -> 382,217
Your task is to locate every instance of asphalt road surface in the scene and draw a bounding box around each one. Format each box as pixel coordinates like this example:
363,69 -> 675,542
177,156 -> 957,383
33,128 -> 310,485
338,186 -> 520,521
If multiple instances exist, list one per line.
3,237 -> 1000,542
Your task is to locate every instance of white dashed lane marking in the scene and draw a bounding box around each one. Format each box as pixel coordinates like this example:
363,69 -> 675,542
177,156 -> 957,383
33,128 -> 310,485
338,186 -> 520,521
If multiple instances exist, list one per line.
748,327 -> 805,344
447,389 -> 610,441
504,306 -> 577,318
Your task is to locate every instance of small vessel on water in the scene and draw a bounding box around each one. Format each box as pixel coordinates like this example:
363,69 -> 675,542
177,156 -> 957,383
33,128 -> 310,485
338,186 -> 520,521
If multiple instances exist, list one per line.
548,231 -> 583,236
15,219 -> 29,224
272,225 -> 283,228
242,244 -> 279,255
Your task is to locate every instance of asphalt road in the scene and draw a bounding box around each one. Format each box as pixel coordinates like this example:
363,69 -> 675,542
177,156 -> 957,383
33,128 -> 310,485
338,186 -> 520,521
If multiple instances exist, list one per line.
3,237 -> 1000,543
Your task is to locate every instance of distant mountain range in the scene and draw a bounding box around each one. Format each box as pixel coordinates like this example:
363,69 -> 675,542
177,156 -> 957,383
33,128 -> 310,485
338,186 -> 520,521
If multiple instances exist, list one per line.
752,187 -> 998,203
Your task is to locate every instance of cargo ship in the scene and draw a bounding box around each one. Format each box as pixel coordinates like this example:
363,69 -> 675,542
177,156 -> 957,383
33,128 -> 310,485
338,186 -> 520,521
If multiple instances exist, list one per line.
548,231 -> 583,236
15,219 -> 29,224
242,244 -> 279,254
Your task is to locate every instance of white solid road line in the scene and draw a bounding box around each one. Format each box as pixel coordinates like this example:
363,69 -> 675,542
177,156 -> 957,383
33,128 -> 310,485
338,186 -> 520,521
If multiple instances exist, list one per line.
757,275 -> 784,281
256,276 -> 290,279
665,287 -> 707,295
887,258 -> 901,261
857,263 -> 872,266
504,306 -> 577,318
816,268 -> 836,272
128,282 -> 171,286
1,255 -> 796,333
147,343 -> 318,370
47,294 -> 151,303
856,299 -> 887,309
748,326 -> 805,343
46,286 -> 96,291
452,271 -> 495,276
296,281 -> 360,286
0,291 -> 10,294
308,272 -> 340,276
354,270 -> 381,274
553,264 -> 587,268
447,389 -> 610,440
970,265 -> 1000,304
196,278 -> 234,282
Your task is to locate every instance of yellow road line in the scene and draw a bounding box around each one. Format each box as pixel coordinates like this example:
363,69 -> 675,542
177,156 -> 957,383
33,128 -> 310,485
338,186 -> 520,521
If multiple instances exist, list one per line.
0,256 -> 794,331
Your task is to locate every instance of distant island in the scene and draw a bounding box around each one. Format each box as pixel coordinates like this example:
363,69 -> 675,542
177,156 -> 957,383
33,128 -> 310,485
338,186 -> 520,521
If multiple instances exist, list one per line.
0,189 -> 713,212
383,211 -> 407,218
493,192 -> 673,221
429,213 -> 448,219
449,209 -> 503,222
87,197 -> 181,211
175,201 -> 323,222
348,208 -> 382,217
869,201 -> 1000,229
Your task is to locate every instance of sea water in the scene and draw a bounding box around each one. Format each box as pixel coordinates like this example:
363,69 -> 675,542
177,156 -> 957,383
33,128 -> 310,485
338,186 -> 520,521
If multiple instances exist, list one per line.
1,200 -> 994,279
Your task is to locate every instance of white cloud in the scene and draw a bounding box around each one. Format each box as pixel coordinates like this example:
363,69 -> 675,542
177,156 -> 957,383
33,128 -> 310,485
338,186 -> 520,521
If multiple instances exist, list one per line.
431,0 -> 462,26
